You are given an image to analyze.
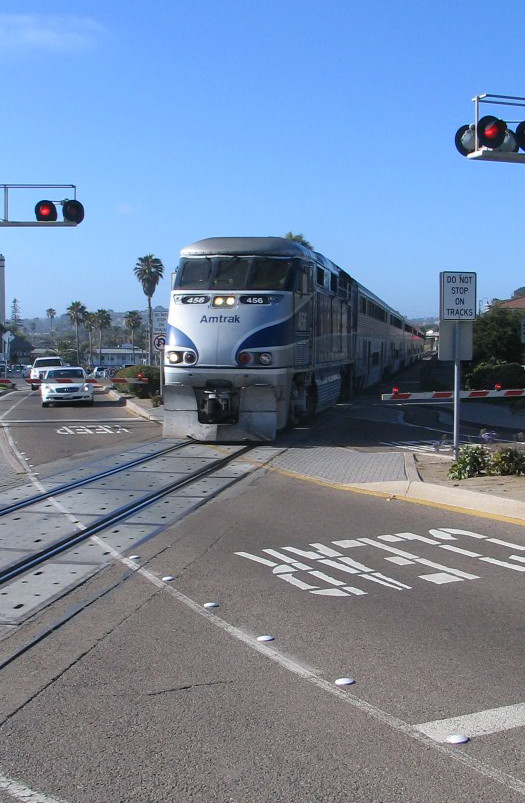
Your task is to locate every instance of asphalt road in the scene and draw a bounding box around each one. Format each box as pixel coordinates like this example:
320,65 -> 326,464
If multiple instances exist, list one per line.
0,377 -> 524,802
0,383 -> 161,480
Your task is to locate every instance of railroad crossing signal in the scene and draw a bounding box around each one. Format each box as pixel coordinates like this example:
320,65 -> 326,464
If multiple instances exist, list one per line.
455,94 -> 525,163
35,200 -> 57,221
35,198 -> 84,224
0,184 -> 85,227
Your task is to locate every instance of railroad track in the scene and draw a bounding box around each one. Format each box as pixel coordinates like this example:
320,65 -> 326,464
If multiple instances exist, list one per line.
0,441 -> 257,587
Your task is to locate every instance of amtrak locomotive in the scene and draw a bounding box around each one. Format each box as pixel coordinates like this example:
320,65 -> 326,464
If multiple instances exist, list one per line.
163,237 -> 423,441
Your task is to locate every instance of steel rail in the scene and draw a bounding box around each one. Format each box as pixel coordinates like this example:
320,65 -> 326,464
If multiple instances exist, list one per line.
0,440 -> 191,517
0,444 -> 255,586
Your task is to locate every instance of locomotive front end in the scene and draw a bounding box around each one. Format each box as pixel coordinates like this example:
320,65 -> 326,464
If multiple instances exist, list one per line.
163,238 -> 301,441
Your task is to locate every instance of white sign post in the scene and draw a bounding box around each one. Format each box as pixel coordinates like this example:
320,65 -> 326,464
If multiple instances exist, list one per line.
439,272 -> 477,458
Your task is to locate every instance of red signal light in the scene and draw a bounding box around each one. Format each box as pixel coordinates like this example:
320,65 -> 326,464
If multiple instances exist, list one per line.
495,383 -> 502,391
35,200 -> 58,221
392,386 -> 399,394
477,115 -> 507,148
137,372 -> 143,379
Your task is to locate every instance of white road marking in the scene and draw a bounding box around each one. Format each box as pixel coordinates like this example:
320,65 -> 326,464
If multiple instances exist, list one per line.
415,558 -> 479,580
480,557 -> 525,572
438,545 -> 482,558
416,703 -> 525,742
385,556 -> 414,565
487,538 -> 525,551
419,572 -> 463,585
0,771 -> 69,802
378,534 -> 405,542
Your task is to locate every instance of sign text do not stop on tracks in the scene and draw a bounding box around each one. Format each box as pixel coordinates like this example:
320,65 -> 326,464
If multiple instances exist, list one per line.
440,272 -> 477,321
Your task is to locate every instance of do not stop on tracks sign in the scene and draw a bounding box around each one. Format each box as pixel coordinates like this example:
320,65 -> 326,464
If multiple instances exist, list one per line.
440,272 -> 477,320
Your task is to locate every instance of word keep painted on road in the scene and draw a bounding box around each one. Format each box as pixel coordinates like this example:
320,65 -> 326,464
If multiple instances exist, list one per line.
439,271 -> 477,321
57,424 -> 130,435
236,527 -> 525,598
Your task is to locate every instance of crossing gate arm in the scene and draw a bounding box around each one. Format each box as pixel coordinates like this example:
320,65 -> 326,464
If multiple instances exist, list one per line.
381,389 -> 525,401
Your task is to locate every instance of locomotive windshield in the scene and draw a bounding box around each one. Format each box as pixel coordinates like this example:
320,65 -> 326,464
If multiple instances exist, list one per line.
176,256 -> 297,291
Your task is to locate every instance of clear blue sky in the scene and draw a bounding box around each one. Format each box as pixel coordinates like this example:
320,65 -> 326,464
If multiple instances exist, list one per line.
1,1 -> 524,322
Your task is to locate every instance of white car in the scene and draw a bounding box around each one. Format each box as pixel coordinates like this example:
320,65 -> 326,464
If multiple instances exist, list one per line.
40,367 -> 94,407
30,356 -> 65,390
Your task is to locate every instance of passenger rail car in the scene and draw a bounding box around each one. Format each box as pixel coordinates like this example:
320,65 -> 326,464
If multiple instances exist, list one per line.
163,237 -> 423,441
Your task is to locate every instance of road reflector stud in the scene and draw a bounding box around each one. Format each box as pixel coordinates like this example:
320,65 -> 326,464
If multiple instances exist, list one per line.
446,734 -> 470,744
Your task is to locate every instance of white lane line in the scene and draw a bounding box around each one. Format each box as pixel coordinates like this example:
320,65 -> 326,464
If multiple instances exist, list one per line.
416,703 -> 525,742
0,772 -> 69,802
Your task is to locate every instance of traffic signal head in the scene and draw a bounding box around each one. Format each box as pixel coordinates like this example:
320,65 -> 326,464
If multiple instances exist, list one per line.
455,115 -> 525,156
35,200 -> 58,221
34,199 -> 84,224
477,115 -> 508,148
516,121 -> 525,151
62,200 -> 84,224
455,124 -> 476,156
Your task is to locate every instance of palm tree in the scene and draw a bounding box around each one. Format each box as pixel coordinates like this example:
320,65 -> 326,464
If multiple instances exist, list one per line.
134,254 -> 164,364
46,308 -> 56,342
123,310 -> 143,365
83,312 -> 97,369
94,309 -> 112,366
66,301 -> 87,365
284,232 -> 313,249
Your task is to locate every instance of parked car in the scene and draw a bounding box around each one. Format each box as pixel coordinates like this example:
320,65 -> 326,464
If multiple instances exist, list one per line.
40,367 -> 94,407
30,356 -> 65,390
91,366 -> 107,378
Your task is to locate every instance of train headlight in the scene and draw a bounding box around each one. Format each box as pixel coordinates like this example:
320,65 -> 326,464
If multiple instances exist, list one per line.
213,296 -> 236,307
184,352 -> 197,364
238,351 -> 251,365
258,352 -> 272,366
166,351 -> 182,364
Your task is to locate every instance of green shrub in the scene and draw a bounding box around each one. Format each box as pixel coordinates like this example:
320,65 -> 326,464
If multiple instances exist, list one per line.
115,365 -> 160,399
487,447 -> 525,476
465,360 -> 525,390
448,445 -> 490,480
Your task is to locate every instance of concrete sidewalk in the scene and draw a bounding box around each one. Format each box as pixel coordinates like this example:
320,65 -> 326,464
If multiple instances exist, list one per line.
119,394 -> 525,525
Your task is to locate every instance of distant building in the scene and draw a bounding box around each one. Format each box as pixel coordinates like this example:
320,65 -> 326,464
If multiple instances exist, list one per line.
496,297 -> 525,311
89,347 -> 147,368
